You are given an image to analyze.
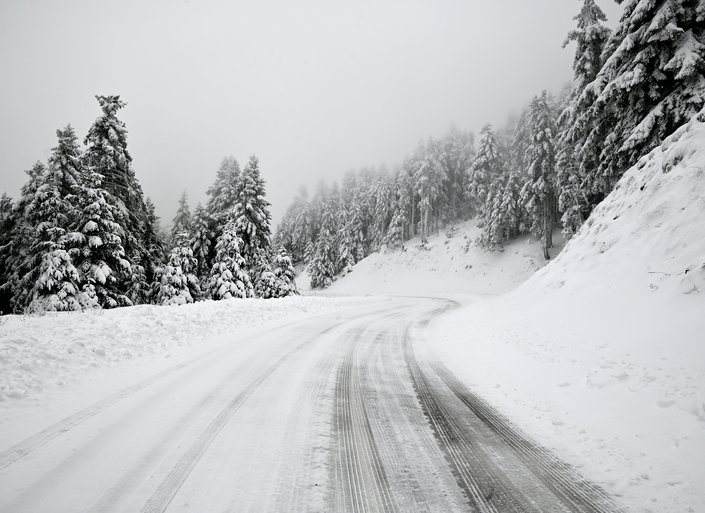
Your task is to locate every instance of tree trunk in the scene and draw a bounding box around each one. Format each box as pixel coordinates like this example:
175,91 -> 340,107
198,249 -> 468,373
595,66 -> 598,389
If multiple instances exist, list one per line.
543,198 -> 553,260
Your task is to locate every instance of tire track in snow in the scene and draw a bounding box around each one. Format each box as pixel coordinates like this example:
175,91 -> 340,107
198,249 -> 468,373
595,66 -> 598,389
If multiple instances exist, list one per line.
333,344 -> 398,513
140,306 -> 410,513
403,299 -> 623,513
0,350 -> 216,471
0,312 -> 352,472
431,363 -> 624,513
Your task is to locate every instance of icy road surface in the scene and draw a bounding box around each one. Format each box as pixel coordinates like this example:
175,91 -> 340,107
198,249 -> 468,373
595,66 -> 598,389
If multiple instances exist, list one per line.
0,297 -> 622,513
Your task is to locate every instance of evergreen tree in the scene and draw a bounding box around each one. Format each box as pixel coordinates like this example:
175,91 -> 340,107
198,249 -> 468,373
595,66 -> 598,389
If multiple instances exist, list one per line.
70,166 -> 132,308
371,175 -> 394,250
471,125 -> 503,209
414,139 -> 444,242
207,222 -> 253,300
84,95 -> 148,264
233,155 -> 272,274
24,126 -> 89,311
171,191 -> 192,245
520,91 -> 558,260
557,0 -> 612,236
156,243 -> 200,305
140,198 -> 165,303
577,0 -> 705,194
308,189 -> 339,289
272,247 -> 298,296
191,203 -> 215,283
207,156 -> 240,222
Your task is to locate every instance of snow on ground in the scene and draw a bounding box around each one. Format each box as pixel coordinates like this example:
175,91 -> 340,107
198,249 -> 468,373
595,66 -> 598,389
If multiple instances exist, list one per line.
0,295 -> 371,404
305,220 -> 565,296
427,110 -> 705,513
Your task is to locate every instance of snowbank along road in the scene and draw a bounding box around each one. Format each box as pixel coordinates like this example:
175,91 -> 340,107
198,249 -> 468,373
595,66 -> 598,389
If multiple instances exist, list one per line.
0,297 -> 624,513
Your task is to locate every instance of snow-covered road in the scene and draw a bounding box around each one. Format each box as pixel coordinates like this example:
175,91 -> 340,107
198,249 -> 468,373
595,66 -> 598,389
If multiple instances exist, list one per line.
0,298 -> 622,513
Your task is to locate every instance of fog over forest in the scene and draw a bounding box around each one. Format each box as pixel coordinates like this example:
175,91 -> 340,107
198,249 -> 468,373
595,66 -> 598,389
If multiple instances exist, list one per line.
0,0 -> 622,225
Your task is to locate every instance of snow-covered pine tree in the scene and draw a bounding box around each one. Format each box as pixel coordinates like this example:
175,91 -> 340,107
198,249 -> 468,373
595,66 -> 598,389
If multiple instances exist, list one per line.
171,191 -> 192,246
308,187 -> 339,289
371,174 -> 394,251
70,165 -> 132,308
414,139 -> 444,242
25,126 -> 91,312
233,155 -> 272,277
207,222 -> 253,300
207,156 -> 240,222
190,203 -> 215,286
0,193 -> 12,224
156,196 -> 201,304
0,193 -> 13,313
577,0 -> 705,195
0,162 -> 48,311
338,173 -> 367,272
478,170 -> 521,250
557,0 -> 612,237
471,125 -> 503,211
275,187 -> 311,264
156,242 -> 200,305
440,126 -> 475,220
520,91 -> 558,260
272,247 -> 297,296
254,247 -> 298,299
139,198 -> 165,303
84,95 -> 148,267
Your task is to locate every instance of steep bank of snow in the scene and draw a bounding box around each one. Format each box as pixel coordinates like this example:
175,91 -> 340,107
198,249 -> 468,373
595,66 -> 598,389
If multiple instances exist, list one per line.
319,220 -> 565,296
429,110 -> 705,513
0,296 -> 374,403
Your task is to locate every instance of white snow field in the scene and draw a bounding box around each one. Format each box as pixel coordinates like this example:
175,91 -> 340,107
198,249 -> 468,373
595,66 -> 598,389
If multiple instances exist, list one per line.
424,110 -> 705,513
298,219 -> 565,296
1,120 -> 702,513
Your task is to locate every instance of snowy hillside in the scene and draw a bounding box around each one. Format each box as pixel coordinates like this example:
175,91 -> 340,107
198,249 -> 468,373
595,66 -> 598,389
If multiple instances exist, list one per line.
313,220 -> 565,296
0,296 -> 372,405
428,109 -> 705,513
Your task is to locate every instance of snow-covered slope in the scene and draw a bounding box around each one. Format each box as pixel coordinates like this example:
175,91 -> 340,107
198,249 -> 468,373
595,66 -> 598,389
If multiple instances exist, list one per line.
319,220 -> 565,296
429,110 -> 705,513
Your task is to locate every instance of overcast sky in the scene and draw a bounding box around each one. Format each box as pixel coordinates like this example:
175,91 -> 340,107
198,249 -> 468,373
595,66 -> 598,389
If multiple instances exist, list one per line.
0,0 -> 622,227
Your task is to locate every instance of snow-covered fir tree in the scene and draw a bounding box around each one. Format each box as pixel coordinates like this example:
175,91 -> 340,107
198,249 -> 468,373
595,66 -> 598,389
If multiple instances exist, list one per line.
1,162 -> 48,311
520,91 -> 558,260
308,187 -> 339,289
84,95 -> 148,265
557,0 -> 612,236
276,187 -> 311,264
255,248 -> 298,298
207,156 -> 240,222
272,247 -> 297,295
471,125 -> 503,210
171,191 -> 192,245
139,198 -> 165,303
414,140 -> 444,242
156,243 -> 200,305
25,126 -> 90,312
233,155 -> 272,279
207,222 -> 253,300
190,203 -> 215,285
156,196 -> 201,305
70,165 -> 132,308
576,0 -> 705,195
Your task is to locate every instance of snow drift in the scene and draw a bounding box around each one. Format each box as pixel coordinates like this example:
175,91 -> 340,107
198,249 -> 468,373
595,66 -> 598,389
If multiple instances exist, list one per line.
429,109 -> 705,513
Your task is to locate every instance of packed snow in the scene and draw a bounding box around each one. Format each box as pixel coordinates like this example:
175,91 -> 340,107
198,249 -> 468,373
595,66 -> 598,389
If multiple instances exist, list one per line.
424,109 -> 705,513
0,296 -> 371,404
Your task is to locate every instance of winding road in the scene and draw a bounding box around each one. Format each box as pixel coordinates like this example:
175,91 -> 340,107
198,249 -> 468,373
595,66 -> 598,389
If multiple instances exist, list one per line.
0,297 -> 622,513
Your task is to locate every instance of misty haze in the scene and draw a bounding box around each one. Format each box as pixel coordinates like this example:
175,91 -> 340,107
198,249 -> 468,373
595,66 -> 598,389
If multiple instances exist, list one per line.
0,1 -> 703,513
